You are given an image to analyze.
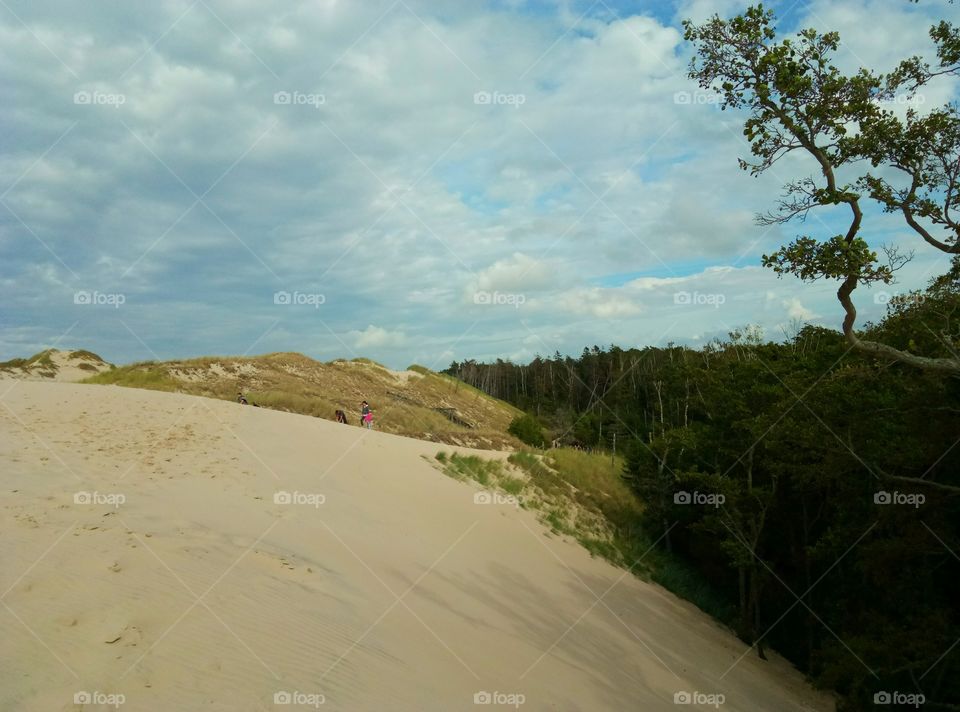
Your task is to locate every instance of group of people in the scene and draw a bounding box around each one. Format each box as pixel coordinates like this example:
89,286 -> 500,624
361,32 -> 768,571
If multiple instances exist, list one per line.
335,401 -> 374,429
237,390 -> 373,428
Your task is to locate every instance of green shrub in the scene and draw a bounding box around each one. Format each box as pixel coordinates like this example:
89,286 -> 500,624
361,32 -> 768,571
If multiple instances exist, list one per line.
507,414 -> 546,447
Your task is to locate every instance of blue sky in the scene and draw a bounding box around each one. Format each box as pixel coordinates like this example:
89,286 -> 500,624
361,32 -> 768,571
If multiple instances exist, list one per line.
1,0 -> 958,369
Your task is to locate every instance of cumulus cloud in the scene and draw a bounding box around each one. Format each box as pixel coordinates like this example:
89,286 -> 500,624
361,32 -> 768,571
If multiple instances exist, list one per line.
471,252 -> 553,294
553,287 -> 644,319
783,297 -> 819,323
352,325 -> 407,350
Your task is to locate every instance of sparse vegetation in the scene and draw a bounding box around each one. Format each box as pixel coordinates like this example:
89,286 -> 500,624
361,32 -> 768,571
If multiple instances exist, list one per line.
432,446 -> 731,623
83,362 -> 181,391
68,349 -> 104,362
0,357 -> 28,370
78,352 -> 522,449
437,452 -> 504,486
0,349 -> 110,379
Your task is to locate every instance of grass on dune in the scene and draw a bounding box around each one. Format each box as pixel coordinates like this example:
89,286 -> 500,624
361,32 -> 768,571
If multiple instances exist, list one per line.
434,451 -> 503,486
1,349 -> 56,371
244,391 -> 336,417
79,352 -> 523,450
83,362 -> 181,391
68,349 -> 106,362
433,446 -> 734,625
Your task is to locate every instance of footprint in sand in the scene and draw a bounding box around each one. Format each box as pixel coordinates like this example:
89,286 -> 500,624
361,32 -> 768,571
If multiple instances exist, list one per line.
104,624 -> 143,648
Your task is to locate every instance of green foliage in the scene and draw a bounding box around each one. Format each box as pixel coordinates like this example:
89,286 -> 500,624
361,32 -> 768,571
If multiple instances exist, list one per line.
83,362 -> 180,391
507,414 -> 546,447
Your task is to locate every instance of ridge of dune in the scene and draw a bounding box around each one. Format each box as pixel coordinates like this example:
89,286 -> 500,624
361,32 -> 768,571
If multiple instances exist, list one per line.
0,349 -> 113,383
77,351 -> 523,451
0,381 -> 834,711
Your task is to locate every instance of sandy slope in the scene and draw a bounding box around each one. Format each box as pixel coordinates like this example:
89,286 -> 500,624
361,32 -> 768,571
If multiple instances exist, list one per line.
0,382 -> 834,712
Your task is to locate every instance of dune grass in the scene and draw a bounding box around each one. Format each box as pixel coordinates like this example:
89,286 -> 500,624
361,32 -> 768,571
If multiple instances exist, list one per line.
77,351 -> 521,449
1,349 -> 57,371
428,372 -> 524,413
245,391 -> 336,417
83,362 -> 181,391
68,349 -> 105,362
350,357 -> 386,367
434,452 -> 504,486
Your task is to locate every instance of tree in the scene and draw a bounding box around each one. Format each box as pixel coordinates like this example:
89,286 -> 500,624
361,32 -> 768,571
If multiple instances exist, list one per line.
684,5 -> 960,373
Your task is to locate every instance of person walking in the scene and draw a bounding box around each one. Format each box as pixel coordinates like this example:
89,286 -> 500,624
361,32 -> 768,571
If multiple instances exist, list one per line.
360,401 -> 373,429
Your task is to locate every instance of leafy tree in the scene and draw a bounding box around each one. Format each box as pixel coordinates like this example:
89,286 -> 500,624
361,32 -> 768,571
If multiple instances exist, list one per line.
683,5 -> 960,373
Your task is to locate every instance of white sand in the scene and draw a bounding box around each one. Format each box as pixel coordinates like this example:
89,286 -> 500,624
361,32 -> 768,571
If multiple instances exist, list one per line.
0,382 -> 834,711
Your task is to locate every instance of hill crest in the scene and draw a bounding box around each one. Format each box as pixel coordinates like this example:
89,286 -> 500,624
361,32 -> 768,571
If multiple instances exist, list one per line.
77,350 -> 523,450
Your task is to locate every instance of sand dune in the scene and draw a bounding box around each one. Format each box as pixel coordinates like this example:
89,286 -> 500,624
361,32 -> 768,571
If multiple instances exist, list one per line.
0,382 -> 833,711
0,350 -> 112,383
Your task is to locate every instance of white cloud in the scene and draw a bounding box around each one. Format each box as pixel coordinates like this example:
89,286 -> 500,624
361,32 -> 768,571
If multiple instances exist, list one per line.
783,297 -> 819,323
471,252 -> 553,295
552,287 -> 643,319
352,325 -> 407,349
